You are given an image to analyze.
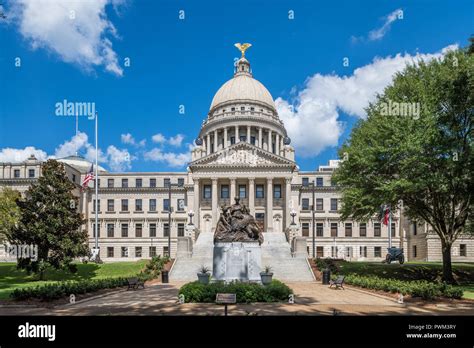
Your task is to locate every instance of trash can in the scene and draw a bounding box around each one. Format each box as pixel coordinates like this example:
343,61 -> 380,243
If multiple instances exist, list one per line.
161,270 -> 169,283
322,269 -> 331,284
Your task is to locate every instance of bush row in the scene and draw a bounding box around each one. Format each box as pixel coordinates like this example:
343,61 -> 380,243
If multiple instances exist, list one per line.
344,274 -> 463,300
179,280 -> 293,303
11,277 -> 129,301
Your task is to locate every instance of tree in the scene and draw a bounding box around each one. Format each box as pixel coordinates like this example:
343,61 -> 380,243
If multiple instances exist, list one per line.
0,188 -> 21,243
10,160 -> 89,279
333,48 -> 473,283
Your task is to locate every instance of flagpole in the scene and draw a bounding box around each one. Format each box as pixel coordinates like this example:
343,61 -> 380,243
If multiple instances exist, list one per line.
94,111 -> 99,252
75,110 -> 79,156
388,205 -> 392,249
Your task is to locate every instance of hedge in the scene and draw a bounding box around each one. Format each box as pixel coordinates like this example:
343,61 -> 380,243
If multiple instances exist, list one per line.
344,274 -> 463,300
179,280 -> 293,303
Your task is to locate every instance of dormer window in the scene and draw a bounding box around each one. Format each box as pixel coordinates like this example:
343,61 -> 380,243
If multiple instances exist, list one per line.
241,106 -> 245,111
231,107 -> 235,111
241,66 -> 244,71
250,107 -> 255,111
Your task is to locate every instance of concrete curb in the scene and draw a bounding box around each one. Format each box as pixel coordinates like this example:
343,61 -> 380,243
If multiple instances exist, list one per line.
344,285 -> 404,305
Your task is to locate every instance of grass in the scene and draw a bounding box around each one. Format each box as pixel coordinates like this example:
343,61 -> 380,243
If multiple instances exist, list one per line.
331,261 -> 474,300
0,260 -> 147,300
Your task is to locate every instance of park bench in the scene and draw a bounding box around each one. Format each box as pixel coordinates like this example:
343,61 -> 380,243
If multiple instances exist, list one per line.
329,275 -> 345,290
127,277 -> 145,290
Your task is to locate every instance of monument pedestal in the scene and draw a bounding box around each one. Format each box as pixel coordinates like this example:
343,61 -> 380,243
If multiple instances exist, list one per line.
212,242 -> 262,282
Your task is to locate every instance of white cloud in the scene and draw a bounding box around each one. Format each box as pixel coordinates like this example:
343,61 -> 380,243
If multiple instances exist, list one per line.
276,45 -> 458,157
0,146 -> 48,162
168,134 -> 184,147
121,133 -> 146,147
54,132 -> 88,158
106,145 -> 132,171
369,9 -> 403,41
144,148 -> 191,168
10,0 -> 124,76
151,133 -> 166,144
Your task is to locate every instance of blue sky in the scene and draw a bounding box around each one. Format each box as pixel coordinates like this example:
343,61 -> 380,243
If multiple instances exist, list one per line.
0,0 -> 472,172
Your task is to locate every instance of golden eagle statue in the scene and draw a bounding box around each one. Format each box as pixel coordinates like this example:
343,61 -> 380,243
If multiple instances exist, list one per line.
234,43 -> 252,57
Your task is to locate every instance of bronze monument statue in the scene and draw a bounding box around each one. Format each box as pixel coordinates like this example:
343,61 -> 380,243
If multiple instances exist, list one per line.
214,197 -> 264,245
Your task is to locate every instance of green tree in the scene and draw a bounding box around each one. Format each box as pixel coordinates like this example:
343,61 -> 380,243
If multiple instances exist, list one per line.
333,48 -> 473,283
0,188 -> 21,243
10,160 -> 89,279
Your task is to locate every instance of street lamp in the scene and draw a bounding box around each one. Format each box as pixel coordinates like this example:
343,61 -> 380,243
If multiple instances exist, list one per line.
290,209 -> 297,225
188,210 -> 195,225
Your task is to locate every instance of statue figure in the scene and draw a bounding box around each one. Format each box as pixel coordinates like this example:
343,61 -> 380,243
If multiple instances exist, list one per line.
214,197 -> 264,245
234,43 -> 252,58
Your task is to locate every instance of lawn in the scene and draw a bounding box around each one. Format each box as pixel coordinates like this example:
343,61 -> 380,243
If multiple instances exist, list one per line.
333,261 -> 474,300
0,261 -> 147,300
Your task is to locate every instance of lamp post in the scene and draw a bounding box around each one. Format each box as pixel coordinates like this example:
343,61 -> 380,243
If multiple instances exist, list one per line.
188,210 -> 195,225
290,209 -> 297,225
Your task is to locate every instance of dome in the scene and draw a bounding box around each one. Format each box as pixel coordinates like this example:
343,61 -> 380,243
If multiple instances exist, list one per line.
58,155 -> 107,173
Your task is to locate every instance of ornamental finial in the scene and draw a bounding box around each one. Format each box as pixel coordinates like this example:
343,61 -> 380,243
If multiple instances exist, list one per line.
234,43 -> 252,57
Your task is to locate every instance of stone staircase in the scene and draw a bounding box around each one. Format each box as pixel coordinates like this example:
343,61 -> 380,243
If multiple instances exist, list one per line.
170,232 -> 314,282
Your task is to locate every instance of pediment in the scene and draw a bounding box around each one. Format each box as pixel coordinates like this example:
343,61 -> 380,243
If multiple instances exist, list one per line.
189,142 -> 296,169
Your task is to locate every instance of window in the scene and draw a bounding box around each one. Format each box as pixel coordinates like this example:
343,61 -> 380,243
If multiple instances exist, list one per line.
163,246 -> 169,257
107,247 -> 114,258
330,198 -> 338,211
331,223 -> 338,237
273,184 -> 281,199
178,178 -> 185,187
316,223 -> 323,237
230,136 -> 235,145
108,178 -> 114,188
163,223 -> 170,237
136,178 -> 142,188
302,198 -> 310,210
316,177 -> 323,187
272,143 -> 276,153
72,174 -> 76,183
203,185 -> 212,199
345,247 -> 353,258
149,246 -> 156,257
460,244 -> 467,257
331,246 -> 338,258
92,199 -> 100,212
374,223 -> 381,237
178,223 -> 185,237
150,178 -> 156,187
221,185 -> 229,198
413,222 -> 417,235
14,169 -> 20,178
302,177 -> 309,187
122,179 -> 128,188
121,224 -> 128,237
374,246 -> 382,258
345,223 -> 352,237
256,185 -> 264,198
135,223 -> 142,237
150,223 -> 156,237
164,178 -> 170,188
302,223 -> 309,237
28,169 -> 35,178
391,223 -> 396,237
121,247 -> 128,258
316,246 -> 324,258
163,199 -> 170,212
413,245 -> 417,258
177,199 -> 185,211
359,223 -> 367,237
316,198 -> 323,211
135,199 -> 143,211
121,199 -> 128,212
107,199 -> 114,212
360,246 -> 367,257
231,107 -> 235,111
241,106 -> 245,111
92,223 -> 100,238
107,224 -> 114,237
250,107 -> 255,111
149,199 -> 156,211
239,185 -> 246,198
250,136 -> 256,145
135,247 -> 142,258
239,135 -> 246,142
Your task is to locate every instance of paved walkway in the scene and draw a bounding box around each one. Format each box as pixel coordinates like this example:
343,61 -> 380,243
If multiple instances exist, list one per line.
1,281 -> 473,316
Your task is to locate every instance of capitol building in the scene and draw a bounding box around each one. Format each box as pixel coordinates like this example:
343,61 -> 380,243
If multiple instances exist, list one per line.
1,49 -> 472,274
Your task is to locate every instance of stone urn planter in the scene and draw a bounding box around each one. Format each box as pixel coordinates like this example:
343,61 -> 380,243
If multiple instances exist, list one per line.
260,266 -> 273,285
197,266 -> 211,285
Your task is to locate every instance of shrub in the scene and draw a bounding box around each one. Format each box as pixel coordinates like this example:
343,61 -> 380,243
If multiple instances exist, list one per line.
344,274 -> 463,300
10,277 -> 129,301
179,280 -> 293,303
139,255 -> 170,280
314,258 -> 343,273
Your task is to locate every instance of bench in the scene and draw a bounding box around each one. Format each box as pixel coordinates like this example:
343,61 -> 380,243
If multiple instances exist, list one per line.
329,275 -> 345,290
127,277 -> 145,290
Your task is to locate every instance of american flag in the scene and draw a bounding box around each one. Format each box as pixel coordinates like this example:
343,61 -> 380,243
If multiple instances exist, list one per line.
81,164 -> 94,189
379,204 -> 390,226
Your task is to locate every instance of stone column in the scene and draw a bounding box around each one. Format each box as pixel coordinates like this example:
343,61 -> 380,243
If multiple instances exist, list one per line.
258,127 -> 262,149
235,125 -> 239,143
214,129 -> 218,152
193,178 -> 200,229
266,177 -> 273,232
268,130 -> 272,153
211,178 -> 218,230
230,177 -> 236,200
206,134 -> 210,155
285,177 -> 292,229
248,177 -> 255,216
224,127 -> 228,148
280,136 -> 284,156
247,126 -> 251,143
275,134 -> 280,155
